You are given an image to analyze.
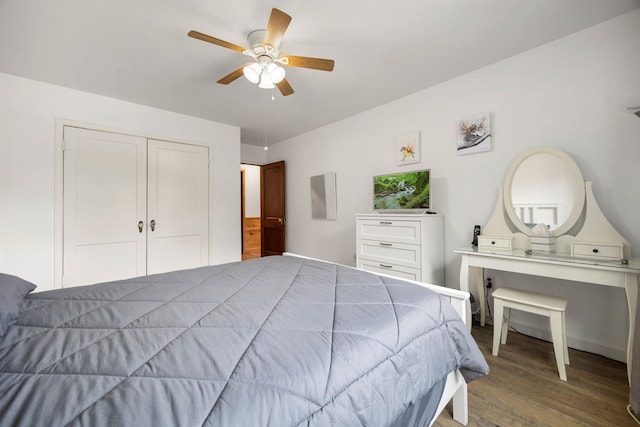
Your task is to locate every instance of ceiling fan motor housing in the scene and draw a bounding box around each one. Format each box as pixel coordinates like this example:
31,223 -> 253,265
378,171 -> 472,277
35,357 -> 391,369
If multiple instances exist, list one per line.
247,29 -> 280,61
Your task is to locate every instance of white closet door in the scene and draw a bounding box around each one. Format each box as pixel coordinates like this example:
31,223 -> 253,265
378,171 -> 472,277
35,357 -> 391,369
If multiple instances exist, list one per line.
147,140 -> 209,275
63,127 -> 147,287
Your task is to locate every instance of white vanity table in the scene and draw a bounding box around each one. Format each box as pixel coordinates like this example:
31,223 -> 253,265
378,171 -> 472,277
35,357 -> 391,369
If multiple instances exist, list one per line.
455,147 -> 639,381
455,246 -> 639,379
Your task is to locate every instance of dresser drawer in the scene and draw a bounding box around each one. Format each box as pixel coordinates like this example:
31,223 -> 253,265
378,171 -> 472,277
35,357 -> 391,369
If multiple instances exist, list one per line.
355,214 -> 444,285
357,219 -> 421,244
571,242 -> 623,260
357,240 -> 421,269
478,235 -> 513,250
358,259 -> 421,281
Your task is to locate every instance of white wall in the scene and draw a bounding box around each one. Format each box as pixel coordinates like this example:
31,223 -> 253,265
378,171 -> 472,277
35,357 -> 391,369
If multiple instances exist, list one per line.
0,73 -> 241,291
242,164 -> 261,217
241,143 -> 268,165
267,10 -> 640,361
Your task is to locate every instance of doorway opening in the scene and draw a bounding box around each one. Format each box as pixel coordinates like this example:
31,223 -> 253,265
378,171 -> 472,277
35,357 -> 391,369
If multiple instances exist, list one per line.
241,165 -> 262,260
240,161 -> 286,260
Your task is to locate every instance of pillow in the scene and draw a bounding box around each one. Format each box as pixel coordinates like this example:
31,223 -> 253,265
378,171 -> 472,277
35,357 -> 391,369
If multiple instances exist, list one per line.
0,273 -> 37,336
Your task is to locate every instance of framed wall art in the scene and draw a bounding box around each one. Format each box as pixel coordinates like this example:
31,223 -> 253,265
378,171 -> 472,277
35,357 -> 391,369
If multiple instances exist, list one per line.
457,112 -> 492,155
395,131 -> 421,165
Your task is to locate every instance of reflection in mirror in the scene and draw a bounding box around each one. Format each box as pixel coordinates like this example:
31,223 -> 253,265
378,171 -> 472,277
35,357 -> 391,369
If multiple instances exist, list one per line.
510,153 -> 575,231
310,173 -> 337,220
504,147 -> 585,237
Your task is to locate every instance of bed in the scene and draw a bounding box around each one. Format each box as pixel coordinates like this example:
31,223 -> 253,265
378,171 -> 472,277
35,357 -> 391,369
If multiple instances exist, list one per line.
0,254 -> 488,426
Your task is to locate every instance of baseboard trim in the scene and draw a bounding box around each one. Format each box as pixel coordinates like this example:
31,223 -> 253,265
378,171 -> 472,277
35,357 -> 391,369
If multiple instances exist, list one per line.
501,320 -> 626,363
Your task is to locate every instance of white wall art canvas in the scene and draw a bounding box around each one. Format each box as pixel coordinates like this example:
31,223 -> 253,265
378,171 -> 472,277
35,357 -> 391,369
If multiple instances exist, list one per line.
457,112 -> 492,155
395,131 -> 421,165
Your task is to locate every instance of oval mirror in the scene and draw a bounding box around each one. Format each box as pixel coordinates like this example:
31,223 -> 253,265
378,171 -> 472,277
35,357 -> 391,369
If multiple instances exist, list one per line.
503,147 -> 585,237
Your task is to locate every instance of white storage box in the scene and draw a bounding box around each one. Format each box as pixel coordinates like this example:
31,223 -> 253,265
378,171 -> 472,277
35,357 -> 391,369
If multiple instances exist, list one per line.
530,236 -> 556,253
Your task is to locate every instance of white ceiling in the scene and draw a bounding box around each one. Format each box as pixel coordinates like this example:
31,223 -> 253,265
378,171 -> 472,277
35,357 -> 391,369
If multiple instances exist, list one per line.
1,0 -> 639,147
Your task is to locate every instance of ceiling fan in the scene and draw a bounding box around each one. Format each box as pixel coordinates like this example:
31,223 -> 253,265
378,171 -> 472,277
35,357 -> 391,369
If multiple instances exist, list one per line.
188,8 -> 335,96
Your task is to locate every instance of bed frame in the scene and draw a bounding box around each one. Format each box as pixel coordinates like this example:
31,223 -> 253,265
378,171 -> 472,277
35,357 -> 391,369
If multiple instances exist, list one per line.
283,253 -> 471,426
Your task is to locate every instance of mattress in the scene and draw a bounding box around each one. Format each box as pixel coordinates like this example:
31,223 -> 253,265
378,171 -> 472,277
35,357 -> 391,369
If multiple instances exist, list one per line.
0,256 -> 488,426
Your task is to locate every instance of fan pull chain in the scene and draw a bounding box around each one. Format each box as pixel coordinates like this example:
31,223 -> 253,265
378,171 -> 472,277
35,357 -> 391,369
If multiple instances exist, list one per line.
263,89 -> 269,151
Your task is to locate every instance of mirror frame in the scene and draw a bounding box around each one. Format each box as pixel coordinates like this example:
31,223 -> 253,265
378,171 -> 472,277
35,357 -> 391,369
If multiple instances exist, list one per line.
503,147 -> 585,237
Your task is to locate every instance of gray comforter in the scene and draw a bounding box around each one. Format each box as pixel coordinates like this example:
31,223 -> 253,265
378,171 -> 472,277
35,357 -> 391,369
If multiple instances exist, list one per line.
0,256 -> 488,426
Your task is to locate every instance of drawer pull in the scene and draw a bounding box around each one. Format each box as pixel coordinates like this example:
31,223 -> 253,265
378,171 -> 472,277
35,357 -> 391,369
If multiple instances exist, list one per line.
379,242 -> 392,247
379,264 -> 393,269
491,241 -> 496,245
379,221 -> 393,225
592,248 -> 599,254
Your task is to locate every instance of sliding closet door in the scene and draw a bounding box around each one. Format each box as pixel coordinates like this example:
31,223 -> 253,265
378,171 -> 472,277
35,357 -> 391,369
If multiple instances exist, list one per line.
63,127 -> 147,286
146,140 -> 209,275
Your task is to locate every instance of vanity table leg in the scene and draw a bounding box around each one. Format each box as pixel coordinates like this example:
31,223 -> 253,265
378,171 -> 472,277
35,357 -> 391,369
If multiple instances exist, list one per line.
459,255 -> 487,329
625,273 -> 638,384
474,267 -> 486,327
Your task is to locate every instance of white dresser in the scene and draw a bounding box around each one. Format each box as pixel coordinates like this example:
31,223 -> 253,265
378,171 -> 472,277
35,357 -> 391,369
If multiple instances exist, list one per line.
356,214 -> 444,284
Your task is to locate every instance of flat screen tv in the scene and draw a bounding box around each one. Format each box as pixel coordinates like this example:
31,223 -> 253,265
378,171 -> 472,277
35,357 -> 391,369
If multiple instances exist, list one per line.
373,169 -> 431,212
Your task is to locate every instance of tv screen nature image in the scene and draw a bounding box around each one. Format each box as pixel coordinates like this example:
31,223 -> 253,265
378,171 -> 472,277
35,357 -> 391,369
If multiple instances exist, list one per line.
373,170 -> 430,210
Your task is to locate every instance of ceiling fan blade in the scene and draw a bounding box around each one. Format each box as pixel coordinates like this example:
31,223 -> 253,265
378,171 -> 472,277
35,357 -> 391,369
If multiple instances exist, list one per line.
263,8 -> 292,48
276,78 -> 294,96
188,30 -> 246,53
217,65 -> 248,85
285,55 -> 335,72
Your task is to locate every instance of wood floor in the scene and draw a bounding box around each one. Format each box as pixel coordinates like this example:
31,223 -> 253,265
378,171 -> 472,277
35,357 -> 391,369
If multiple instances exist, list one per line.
434,325 -> 637,427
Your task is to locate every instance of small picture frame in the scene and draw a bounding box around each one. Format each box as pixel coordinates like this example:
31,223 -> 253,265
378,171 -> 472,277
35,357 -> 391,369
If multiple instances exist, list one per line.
395,131 -> 420,165
457,112 -> 492,155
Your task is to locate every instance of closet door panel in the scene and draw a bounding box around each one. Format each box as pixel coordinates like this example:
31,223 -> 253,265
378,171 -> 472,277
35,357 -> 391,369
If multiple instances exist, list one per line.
147,140 -> 209,274
63,127 -> 147,287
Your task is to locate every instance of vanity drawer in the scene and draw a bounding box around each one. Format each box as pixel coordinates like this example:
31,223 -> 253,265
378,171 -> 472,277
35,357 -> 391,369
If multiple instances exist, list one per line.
571,242 -> 623,260
478,235 -> 512,250
357,240 -> 421,269
357,219 -> 421,245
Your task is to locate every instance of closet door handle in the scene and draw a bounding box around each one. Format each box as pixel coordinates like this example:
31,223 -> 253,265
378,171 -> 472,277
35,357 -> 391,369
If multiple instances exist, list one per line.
150,219 -> 156,232
138,221 -> 144,233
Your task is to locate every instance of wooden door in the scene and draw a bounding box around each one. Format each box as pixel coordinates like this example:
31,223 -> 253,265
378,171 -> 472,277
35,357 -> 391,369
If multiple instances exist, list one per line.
63,127 -> 147,286
261,161 -> 286,256
147,140 -> 209,274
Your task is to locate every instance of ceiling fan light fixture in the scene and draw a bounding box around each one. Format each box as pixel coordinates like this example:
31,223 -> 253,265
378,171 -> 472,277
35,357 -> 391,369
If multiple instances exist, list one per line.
243,63 -> 262,83
258,72 -> 275,89
267,63 -> 286,84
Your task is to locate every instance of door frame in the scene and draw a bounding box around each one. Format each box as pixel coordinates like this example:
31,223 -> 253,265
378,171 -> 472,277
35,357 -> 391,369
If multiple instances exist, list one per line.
54,119 -> 212,289
240,163 -> 262,259
241,168 -> 246,255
